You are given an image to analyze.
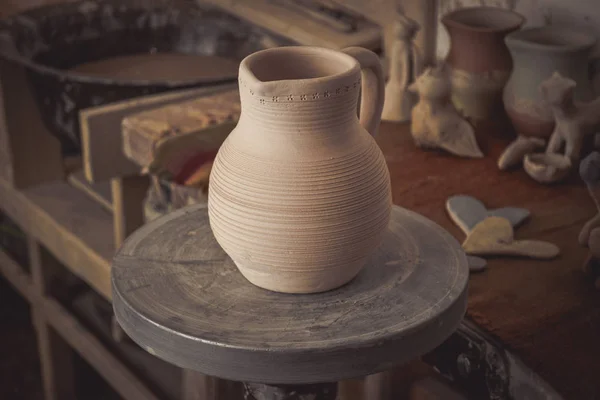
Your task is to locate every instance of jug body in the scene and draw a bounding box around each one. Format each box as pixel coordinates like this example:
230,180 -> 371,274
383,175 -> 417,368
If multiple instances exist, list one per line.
208,46 -> 391,294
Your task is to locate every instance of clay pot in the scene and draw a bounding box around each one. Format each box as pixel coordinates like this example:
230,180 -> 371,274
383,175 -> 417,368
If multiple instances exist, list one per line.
208,46 -> 391,294
442,7 -> 525,120
503,26 -> 597,138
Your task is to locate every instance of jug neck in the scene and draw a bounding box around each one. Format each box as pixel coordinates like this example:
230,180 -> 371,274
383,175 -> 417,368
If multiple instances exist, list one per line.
237,46 -> 363,131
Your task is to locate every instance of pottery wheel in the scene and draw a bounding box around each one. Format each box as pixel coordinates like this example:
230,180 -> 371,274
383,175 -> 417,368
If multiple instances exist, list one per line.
112,204 -> 468,384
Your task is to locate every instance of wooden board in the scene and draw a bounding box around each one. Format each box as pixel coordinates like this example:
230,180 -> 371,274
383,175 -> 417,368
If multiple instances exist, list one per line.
111,176 -> 150,249
67,170 -> 113,212
80,84 -> 236,182
122,89 -> 241,168
202,0 -> 382,51
0,177 -> 113,300
112,204 -> 468,384
29,237 -> 77,400
0,59 -> 64,188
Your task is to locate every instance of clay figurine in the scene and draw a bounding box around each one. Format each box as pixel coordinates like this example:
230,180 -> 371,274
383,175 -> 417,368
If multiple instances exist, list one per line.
501,72 -> 600,183
409,66 -> 483,158
382,14 -> 423,122
578,152 -> 600,288
446,195 -> 530,235
542,72 -> 600,162
523,72 -> 600,183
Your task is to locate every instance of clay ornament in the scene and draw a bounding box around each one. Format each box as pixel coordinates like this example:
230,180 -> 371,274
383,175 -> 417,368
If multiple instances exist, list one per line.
467,255 -> 488,273
523,153 -> 572,184
409,66 -> 483,158
463,217 -> 560,259
208,46 -> 391,294
382,13 -> 423,123
446,195 -> 530,235
578,152 -> 600,288
498,136 -> 546,170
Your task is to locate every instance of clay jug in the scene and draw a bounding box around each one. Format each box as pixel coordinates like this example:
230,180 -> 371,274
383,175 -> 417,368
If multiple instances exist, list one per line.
503,26 -> 597,138
442,7 -> 525,120
208,46 -> 391,294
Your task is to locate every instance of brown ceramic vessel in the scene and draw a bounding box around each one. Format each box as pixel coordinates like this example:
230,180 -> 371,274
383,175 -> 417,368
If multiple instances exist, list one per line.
442,7 -> 525,120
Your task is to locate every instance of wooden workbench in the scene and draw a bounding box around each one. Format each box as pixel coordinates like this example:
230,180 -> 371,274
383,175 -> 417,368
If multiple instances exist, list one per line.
377,122 -> 597,400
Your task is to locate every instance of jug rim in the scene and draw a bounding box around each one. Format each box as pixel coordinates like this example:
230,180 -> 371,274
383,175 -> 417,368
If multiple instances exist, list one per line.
505,26 -> 597,53
442,6 -> 525,34
238,46 -> 360,96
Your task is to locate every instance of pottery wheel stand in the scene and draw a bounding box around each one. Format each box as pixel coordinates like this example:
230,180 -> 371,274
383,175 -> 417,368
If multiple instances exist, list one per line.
112,204 -> 468,399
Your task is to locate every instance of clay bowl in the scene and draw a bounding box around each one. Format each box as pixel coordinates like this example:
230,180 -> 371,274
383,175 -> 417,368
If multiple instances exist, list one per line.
0,0 -> 291,155
524,153 -> 572,183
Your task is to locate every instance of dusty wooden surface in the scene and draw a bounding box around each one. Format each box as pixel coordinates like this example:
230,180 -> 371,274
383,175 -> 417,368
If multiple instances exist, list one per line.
112,204 -> 468,384
377,122 -> 596,399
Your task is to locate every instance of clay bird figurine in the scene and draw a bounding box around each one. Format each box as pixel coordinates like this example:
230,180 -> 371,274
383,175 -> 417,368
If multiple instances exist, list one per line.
382,13 -> 423,122
408,66 -> 483,158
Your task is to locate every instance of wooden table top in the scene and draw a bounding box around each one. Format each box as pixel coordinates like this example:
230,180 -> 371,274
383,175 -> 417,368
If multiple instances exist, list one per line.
112,204 -> 468,384
378,122 -> 598,399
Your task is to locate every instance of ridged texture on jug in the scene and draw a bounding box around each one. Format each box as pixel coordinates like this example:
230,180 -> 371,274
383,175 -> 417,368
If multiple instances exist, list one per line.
208,47 -> 391,293
209,138 -> 391,294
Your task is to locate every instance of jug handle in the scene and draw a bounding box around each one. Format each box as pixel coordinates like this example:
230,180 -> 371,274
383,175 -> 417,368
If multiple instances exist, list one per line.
342,47 -> 385,137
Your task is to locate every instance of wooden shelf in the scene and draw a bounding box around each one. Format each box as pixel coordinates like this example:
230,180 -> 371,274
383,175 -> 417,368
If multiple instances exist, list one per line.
0,176 -> 113,300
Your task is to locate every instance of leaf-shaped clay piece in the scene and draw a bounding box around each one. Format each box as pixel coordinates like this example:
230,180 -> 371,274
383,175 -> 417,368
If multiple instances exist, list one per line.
446,195 -> 530,235
467,256 -> 488,273
439,119 -> 483,158
463,217 -> 560,259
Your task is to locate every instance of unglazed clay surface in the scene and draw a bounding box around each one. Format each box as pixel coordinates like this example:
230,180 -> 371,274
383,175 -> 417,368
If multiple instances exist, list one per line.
446,194 -> 530,235
463,217 -> 560,259
442,7 -> 524,120
503,26 -> 596,138
523,153 -> 572,184
409,67 -> 483,158
208,46 -> 391,294
542,72 -> 600,164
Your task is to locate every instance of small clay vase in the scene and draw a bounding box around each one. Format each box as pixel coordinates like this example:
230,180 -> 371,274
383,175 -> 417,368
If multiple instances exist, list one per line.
503,26 -> 597,139
442,7 -> 525,120
208,46 -> 391,294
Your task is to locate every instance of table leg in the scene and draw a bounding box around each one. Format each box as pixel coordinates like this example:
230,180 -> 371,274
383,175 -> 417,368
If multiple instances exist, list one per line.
243,382 -> 337,400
